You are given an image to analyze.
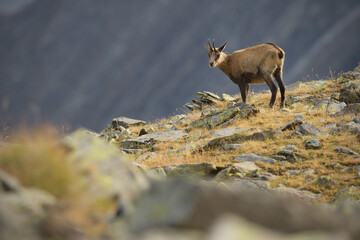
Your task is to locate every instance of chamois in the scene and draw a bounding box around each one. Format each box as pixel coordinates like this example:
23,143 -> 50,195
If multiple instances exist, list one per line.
205,40 -> 285,108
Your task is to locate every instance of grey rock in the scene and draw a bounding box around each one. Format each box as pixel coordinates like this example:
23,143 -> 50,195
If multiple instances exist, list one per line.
274,187 -> 322,201
285,170 -> 300,176
184,103 -> 201,111
342,121 -> 360,135
163,163 -> 217,178
222,144 -> 242,151
111,116 -> 146,129
234,154 -> 276,164
210,127 -> 247,138
302,169 -> 315,177
195,91 -> 221,105
221,93 -> 235,101
312,176 -> 339,188
277,150 -> 306,163
127,179 -> 345,233
284,145 -> 297,151
326,101 -> 347,116
136,152 -> 158,161
270,155 -> 287,161
279,114 -> 304,131
323,123 -> 341,134
335,147 -> 358,155
169,114 -> 191,125
138,128 -> 149,136
121,130 -> 187,149
304,137 -> 321,149
232,178 -> 271,191
296,122 -> 329,136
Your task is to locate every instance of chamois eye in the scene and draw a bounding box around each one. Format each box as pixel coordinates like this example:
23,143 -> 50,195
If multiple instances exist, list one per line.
215,54 -> 220,60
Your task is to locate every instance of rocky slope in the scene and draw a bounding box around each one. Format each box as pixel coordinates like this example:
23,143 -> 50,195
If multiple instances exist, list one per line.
1,65 -> 360,239
1,0 -> 360,130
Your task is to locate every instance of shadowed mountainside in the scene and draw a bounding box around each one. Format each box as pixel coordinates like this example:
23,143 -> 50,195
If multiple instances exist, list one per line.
0,0 -> 359,130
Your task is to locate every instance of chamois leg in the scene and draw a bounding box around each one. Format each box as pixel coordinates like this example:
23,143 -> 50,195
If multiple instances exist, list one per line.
264,76 -> 278,108
237,80 -> 248,103
274,67 -> 285,108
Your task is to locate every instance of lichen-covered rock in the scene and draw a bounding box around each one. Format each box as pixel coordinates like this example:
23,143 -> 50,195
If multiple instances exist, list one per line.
191,103 -> 259,129
234,154 -> 276,164
222,143 -> 242,151
273,187 -> 321,201
279,114 -> 304,131
221,93 -> 235,102
277,149 -> 305,163
304,137 -> 321,149
214,162 -> 260,182
340,103 -> 360,115
121,130 -> 187,149
163,163 -> 217,178
339,80 -> 360,104
232,178 -> 271,191
333,186 -> 360,203
296,122 -> 329,136
195,91 -> 221,105
313,176 -> 338,189
169,114 -> 191,125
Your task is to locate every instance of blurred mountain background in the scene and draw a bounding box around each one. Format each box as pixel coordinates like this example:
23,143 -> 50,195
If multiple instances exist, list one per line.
0,0 -> 359,131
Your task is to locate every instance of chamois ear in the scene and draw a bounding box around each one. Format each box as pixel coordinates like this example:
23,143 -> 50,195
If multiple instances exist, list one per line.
218,42 -> 227,52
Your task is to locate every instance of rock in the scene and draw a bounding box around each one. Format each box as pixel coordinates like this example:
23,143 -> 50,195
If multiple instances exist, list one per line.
232,178 -> 271,191
121,130 -> 187,149
127,179 -> 345,233
0,169 -> 21,192
353,117 -> 360,124
296,122 -> 329,136
279,114 -> 304,131
304,137 -> 321,149
65,129 -> 149,201
339,80 -> 360,104
325,100 -> 347,116
313,176 -> 338,189
274,187 -> 321,201
191,103 -> 259,129
169,114 -> 191,125
184,103 -> 201,111
208,215 -> 348,240
234,154 -> 276,164
334,147 -> 358,155
111,116 -> 146,129
222,144 -> 242,151
277,150 -> 305,163
342,121 -> 360,135
285,170 -> 300,176
147,167 -> 167,179
210,127 -> 247,138
334,186 -> 360,203
284,145 -> 297,151
195,91 -> 221,105
136,152 -> 158,161
269,155 -> 287,161
138,128 -> 149,136
323,123 -> 341,134
221,93 -> 235,102
340,103 -> 360,115
163,163 -> 218,178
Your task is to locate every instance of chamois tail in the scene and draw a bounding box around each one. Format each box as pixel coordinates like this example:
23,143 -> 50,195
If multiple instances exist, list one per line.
265,43 -> 284,59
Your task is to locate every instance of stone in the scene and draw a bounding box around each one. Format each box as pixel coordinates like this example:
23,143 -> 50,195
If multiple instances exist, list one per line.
342,121 -> 360,135
296,122 -> 329,136
163,163 -> 217,178
273,187 -> 321,201
210,127 -> 247,138
326,101 -> 347,116
139,128 -> 149,136
121,130 -> 187,149
65,129 -> 149,201
234,154 -> 276,164
169,114 -> 191,125
334,147 -> 358,155
232,178 -> 271,191
339,80 -> 360,104
127,179 -> 346,233
136,152 -> 158,161
353,117 -> 360,124
270,155 -> 287,161
195,91 -> 221,105
222,144 -> 242,151
184,103 -> 201,111
191,103 -> 259,129
314,176 -> 338,188
284,145 -> 297,151
279,114 -> 304,131
111,116 -> 146,129
276,150 -> 306,163
304,137 -> 321,149
333,186 -> 360,204
221,93 -> 235,101
341,103 -> 360,115
285,170 -> 300,176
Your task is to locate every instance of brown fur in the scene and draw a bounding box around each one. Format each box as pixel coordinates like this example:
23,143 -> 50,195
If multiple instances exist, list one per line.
205,42 -> 286,108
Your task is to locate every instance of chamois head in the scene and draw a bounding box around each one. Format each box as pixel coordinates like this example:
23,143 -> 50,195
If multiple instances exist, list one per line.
204,40 -> 227,68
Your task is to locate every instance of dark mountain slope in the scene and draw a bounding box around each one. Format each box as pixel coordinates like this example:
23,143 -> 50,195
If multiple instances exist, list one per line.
0,0 -> 359,130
